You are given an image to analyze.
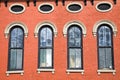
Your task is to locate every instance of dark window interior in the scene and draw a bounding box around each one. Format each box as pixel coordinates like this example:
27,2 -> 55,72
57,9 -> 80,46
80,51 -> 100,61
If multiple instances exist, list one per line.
97,3 -> 111,10
11,5 -> 24,12
40,5 -> 52,12
68,4 -> 81,11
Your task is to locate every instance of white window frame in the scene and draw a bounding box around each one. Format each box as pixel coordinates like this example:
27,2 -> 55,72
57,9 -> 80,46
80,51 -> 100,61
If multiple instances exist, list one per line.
9,3 -> 25,14
96,2 -> 113,12
38,3 -> 54,14
66,2 -> 83,13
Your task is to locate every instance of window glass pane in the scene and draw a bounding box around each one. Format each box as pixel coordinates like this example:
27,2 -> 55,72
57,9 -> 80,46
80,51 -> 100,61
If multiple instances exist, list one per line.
11,28 -> 17,48
105,48 -> 113,69
40,4 -> 52,12
16,49 -> 23,69
76,49 -> 81,68
10,27 -> 23,48
10,49 -> 17,70
46,49 -> 52,67
97,3 -> 111,11
17,29 -> 23,48
9,49 -> 23,70
99,48 -> 106,69
106,28 -> 111,46
69,49 -> 81,68
40,49 -> 46,67
40,27 -> 52,47
99,48 -> 113,69
68,26 -> 81,47
98,26 -> 111,46
40,49 -> 52,67
69,49 -> 75,68
68,4 -> 82,11
11,5 -> 24,12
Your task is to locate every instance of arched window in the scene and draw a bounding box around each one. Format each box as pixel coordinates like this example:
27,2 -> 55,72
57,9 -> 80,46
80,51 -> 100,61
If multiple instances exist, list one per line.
97,24 -> 114,70
67,25 -> 83,69
38,25 -> 53,68
8,26 -> 24,71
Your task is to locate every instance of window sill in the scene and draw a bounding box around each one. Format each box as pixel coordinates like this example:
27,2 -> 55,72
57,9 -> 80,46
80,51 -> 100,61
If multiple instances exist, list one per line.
37,69 -> 55,74
66,69 -> 84,74
97,69 -> 116,75
6,70 -> 24,76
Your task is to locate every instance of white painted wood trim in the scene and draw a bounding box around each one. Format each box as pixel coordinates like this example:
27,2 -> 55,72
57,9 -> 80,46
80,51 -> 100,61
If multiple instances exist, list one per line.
9,3 -> 25,14
37,69 -> 55,74
96,1 -> 113,12
63,21 -> 86,37
93,20 -> 117,36
97,70 -> 116,75
66,2 -> 83,13
4,21 -> 28,38
34,21 -> 57,37
6,71 -> 24,76
66,69 -> 84,74
38,3 -> 54,14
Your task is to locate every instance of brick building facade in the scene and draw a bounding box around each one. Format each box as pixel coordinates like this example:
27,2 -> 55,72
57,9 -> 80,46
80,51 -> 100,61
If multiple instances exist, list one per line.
0,0 -> 120,80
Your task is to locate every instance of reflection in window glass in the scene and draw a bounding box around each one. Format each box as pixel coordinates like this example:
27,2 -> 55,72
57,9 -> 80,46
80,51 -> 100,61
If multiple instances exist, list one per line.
38,26 -> 53,68
68,27 -> 81,47
68,25 -> 83,69
40,49 -> 52,67
10,28 -> 23,48
97,24 -> 114,70
69,49 -> 81,68
40,27 -> 52,47
98,26 -> 111,46
8,27 -> 24,71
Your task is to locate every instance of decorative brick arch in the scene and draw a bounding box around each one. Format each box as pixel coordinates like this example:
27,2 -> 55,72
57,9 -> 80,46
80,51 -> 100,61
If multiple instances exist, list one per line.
63,21 -> 87,37
34,21 -> 58,37
93,20 -> 117,36
4,21 -> 28,38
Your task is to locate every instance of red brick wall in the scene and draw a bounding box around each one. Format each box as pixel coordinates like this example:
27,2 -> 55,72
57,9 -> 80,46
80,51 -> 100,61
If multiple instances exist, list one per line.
0,0 -> 120,80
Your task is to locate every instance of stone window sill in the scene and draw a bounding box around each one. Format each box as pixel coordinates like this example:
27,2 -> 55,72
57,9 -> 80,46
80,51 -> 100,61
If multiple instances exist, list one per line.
97,69 -> 116,75
6,71 -> 24,76
37,69 -> 55,74
66,69 -> 84,74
